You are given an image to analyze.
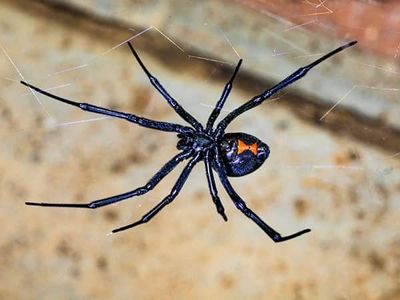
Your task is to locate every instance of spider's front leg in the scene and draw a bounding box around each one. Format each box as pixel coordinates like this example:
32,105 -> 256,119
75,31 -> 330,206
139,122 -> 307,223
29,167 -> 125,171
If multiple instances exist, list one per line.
111,153 -> 201,234
214,41 -> 357,137
204,150 -> 227,221
206,59 -> 242,134
213,151 -> 310,243
127,42 -> 203,132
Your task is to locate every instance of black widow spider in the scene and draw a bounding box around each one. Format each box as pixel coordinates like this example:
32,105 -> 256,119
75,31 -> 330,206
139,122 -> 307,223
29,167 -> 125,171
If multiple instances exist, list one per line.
22,40 -> 357,242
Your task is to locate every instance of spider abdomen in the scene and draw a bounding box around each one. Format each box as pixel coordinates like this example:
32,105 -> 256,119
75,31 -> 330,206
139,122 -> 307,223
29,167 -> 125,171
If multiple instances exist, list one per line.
219,132 -> 270,177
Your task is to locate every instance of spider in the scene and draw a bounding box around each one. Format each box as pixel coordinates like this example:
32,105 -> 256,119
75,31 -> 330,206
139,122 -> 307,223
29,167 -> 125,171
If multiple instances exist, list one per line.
22,40 -> 357,242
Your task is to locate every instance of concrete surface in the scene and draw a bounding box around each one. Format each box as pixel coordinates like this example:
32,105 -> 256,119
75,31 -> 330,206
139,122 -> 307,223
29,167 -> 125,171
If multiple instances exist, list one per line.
0,1 -> 399,300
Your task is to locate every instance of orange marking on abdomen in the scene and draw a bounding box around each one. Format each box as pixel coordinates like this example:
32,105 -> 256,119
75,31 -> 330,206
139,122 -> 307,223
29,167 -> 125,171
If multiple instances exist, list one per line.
237,139 -> 258,155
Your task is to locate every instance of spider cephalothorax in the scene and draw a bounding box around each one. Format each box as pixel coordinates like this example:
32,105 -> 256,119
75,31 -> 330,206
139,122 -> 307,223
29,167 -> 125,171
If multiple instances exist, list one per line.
23,40 -> 357,243
176,131 -> 214,153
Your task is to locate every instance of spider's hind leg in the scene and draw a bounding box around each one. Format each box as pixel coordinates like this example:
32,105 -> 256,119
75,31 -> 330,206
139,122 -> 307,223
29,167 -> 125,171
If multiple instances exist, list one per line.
214,155 -> 310,243
111,153 -> 201,234
26,151 -> 193,209
204,151 -> 227,221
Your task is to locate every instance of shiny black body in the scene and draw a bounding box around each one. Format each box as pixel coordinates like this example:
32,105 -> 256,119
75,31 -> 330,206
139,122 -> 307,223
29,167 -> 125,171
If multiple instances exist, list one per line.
22,40 -> 357,242
218,133 -> 269,177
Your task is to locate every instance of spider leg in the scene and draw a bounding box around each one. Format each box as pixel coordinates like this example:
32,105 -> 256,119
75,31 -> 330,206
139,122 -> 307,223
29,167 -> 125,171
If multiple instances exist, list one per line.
20,81 -> 192,134
111,153 -> 201,234
127,42 -> 203,131
214,152 -> 310,242
215,41 -> 357,137
26,151 -> 193,208
204,150 -> 227,221
206,59 -> 242,133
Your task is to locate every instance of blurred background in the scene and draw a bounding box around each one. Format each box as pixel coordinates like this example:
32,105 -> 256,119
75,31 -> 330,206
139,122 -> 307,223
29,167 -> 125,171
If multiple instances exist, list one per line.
0,0 -> 399,299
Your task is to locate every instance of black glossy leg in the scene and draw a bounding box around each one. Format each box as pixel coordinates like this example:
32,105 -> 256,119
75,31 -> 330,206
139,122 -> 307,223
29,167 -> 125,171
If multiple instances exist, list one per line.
25,151 -> 193,208
111,153 -> 201,234
127,42 -> 203,132
215,41 -> 357,137
206,59 -> 242,134
204,151 -> 227,221
20,81 -> 192,134
214,151 -> 310,243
